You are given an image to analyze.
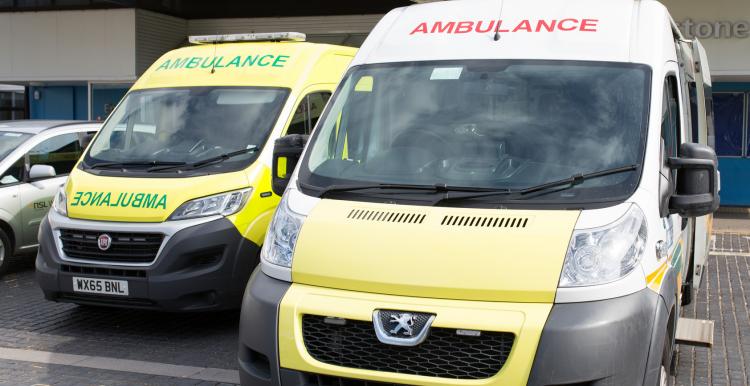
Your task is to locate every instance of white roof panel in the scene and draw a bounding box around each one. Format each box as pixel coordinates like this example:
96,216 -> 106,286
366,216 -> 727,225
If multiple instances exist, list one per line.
354,0 -> 665,66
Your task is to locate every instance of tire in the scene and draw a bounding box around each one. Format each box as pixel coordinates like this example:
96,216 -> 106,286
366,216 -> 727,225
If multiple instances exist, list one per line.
0,228 -> 11,277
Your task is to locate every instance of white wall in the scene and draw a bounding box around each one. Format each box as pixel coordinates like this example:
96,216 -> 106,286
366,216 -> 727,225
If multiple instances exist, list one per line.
135,9 -> 187,74
187,14 -> 383,46
662,0 -> 750,79
0,9 -> 137,82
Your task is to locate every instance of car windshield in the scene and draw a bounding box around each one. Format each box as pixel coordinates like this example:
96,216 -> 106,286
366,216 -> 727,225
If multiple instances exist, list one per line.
300,60 -> 651,205
0,131 -> 31,160
85,87 -> 289,174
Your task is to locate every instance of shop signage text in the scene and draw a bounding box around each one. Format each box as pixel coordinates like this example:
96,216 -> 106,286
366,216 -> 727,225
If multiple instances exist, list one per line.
677,19 -> 750,39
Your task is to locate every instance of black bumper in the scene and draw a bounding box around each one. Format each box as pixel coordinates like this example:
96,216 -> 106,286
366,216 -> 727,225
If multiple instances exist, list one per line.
527,289 -> 665,386
36,216 -> 259,312
238,271 -> 666,386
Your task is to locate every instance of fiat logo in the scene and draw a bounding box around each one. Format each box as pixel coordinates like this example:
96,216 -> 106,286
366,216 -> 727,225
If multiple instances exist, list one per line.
97,234 -> 112,251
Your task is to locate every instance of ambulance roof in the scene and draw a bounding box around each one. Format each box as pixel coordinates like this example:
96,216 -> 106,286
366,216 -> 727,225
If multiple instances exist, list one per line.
353,0 -> 676,66
132,41 -> 357,91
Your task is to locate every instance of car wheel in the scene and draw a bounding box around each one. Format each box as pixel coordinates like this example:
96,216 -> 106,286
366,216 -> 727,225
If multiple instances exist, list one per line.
0,228 -> 10,276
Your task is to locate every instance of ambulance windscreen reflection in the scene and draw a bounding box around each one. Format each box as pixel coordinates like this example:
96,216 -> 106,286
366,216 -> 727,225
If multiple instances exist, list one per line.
301,60 -> 650,204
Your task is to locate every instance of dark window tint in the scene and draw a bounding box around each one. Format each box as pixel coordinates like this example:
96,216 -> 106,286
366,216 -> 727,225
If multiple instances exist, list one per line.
287,92 -> 332,136
0,157 -> 24,185
713,92 -> 744,157
688,83 -> 699,143
29,133 -> 83,175
661,77 -> 680,160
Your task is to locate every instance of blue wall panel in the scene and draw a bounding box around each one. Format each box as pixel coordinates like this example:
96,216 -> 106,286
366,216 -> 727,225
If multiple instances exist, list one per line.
718,158 -> 750,207
29,85 -> 88,120
91,88 -> 128,121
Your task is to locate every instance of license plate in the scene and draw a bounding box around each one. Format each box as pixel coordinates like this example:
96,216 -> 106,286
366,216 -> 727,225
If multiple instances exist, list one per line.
72,277 -> 129,296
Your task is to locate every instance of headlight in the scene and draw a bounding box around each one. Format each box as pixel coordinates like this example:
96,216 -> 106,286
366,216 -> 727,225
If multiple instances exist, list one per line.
53,188 -> 67,216
560,205 -> 648,287
260,194 -> 306,268
168,188 -> 251,221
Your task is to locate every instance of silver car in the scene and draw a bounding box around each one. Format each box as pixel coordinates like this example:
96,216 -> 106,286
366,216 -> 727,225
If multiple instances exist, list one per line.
0,121 -> 100,275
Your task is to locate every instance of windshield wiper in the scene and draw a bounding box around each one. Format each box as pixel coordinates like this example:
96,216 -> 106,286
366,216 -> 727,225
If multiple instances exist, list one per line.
301,182 -> 501,198
432,164 -> 640,205
148,146 -> 259,172
88,160 -> 186,170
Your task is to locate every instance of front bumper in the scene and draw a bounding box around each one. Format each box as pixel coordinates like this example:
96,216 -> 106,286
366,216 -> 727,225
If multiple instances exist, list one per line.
36,213 -> 259,312
239,272 -> 663,386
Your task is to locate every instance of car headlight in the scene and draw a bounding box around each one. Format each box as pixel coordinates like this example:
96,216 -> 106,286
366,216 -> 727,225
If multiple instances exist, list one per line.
260,194 -> 306,268
168,188 -> 251,221
53,187 -> 67,216
560,204 -> 648,287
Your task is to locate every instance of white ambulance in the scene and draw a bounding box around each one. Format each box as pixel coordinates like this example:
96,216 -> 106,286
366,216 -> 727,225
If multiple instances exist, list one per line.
239,1 -> 719,385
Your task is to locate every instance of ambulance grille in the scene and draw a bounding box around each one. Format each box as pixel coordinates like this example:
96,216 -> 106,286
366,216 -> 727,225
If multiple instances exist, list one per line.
302,315 -> 514,380
346,209 -> 426,224
440,215 -> 529,228
59,229 -> 163,264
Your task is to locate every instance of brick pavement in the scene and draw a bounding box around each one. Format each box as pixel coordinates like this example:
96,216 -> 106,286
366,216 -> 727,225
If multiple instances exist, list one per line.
0,360 -> 236,386
0,257 -> 240,385
2,233 -> 750,385
676,233 -> 750,386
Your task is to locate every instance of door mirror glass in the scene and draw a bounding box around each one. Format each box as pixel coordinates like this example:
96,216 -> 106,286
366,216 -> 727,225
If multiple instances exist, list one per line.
668,143 -> 720,217
28,164 -> 57,180
272,134 -> 308,196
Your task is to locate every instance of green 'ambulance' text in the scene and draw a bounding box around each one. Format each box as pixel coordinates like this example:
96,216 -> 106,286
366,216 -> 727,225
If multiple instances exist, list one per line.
155,54 -> 290,71
70,192 -> 167,210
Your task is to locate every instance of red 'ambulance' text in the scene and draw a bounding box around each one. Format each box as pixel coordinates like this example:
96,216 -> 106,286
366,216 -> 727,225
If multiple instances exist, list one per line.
410,19 -> 600,35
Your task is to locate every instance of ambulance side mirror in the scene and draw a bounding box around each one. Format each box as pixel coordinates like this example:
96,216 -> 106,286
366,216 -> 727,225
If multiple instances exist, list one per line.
668,143 -> 720,218
272,134 -> 309,196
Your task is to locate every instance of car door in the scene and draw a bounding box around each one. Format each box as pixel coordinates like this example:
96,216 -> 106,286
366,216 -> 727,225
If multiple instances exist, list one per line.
0,156 -> 25,250
662,75 -> 690,292
18,132 -> 83,247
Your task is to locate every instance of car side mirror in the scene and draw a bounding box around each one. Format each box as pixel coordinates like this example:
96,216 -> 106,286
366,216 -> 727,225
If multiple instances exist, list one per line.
29,164 -> 57,180
668,143 -> 720,217
272,134 -> 309,196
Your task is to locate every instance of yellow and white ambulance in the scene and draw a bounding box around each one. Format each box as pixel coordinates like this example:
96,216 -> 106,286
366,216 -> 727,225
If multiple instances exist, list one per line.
36,33 -> 355,311
239,1 -> 719,385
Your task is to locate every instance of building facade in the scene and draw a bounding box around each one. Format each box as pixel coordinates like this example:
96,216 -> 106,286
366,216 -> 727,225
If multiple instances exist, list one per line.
662,0 -> 750,206
0,1 -> 409,121
1,0 -> 748,205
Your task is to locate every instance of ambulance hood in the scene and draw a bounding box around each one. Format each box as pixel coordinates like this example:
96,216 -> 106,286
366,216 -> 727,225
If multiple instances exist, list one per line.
291,199 -> 579,303
65,168 -> 251,223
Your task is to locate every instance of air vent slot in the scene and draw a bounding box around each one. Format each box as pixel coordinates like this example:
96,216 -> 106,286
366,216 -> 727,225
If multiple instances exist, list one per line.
441,215 -> 529,228
347,209 -> 426,224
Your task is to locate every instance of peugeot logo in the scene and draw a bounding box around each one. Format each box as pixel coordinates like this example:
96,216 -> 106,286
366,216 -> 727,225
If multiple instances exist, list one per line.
389,313 -> 415,336
373,310 -> 435,347
97,234 -> 112,251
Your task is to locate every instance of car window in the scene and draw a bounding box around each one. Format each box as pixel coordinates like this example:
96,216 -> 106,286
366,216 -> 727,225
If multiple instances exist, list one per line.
287,92 -> 332,136
0,157 -> 24,186
28,133 -> 83,176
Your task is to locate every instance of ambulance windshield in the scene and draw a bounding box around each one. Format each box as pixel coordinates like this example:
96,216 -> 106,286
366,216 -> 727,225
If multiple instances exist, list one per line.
85,87 -> 289,175
301,60 -> 651,205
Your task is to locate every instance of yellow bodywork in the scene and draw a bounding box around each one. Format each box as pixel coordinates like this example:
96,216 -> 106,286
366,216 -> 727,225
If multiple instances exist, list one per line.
292,200 -> 580,303
279,284 -> 552,385
279,200 -> 580,384
67,40 -> 355,245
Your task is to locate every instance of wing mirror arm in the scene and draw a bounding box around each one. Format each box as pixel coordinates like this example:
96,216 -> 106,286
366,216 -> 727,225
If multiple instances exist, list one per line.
271,134 -> 309,196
